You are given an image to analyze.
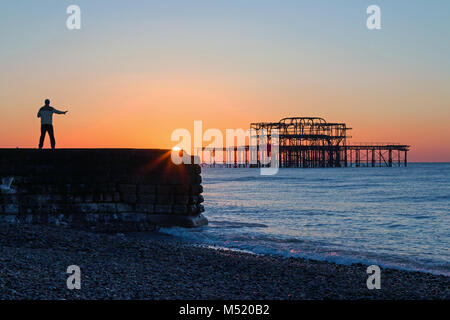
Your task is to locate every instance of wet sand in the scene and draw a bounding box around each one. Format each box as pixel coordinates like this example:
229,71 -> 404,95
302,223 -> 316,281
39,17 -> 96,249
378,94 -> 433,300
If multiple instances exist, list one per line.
0,224 -> 448,300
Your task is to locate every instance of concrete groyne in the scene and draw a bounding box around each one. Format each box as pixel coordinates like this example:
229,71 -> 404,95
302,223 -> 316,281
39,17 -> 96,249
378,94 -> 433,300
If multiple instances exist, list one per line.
0,149 -> 207,231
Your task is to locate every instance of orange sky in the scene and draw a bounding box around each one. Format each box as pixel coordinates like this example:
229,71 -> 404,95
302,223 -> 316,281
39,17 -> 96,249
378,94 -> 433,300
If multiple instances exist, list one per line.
1,1 -> 449,162
1,71 -> 449,162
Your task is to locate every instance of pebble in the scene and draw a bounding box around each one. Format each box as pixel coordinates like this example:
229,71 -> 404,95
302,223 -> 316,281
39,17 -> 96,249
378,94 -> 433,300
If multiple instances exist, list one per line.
0,224 -> 448,300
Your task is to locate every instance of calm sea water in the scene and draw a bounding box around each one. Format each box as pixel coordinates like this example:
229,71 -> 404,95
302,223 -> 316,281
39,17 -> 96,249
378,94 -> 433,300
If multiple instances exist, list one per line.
161,163 -> 450,276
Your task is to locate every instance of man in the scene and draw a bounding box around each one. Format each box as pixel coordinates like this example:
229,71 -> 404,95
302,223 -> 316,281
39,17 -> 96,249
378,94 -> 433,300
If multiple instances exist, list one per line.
37,99 -> 68,149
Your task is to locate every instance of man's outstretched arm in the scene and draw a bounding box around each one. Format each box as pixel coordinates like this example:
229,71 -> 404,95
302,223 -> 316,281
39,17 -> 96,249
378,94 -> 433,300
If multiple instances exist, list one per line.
53,108 -> 68,115
37,109 -> 41,118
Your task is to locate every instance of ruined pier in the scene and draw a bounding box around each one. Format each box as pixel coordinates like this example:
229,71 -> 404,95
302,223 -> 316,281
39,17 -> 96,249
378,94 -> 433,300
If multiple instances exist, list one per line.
200,117 -> 410,168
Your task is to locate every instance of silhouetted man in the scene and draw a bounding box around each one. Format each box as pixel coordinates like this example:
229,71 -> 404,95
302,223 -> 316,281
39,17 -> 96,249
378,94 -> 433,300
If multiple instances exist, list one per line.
37,99 -> 68,149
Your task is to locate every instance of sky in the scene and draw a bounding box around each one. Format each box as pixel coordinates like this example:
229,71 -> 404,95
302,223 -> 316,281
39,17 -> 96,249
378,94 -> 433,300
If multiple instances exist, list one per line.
0,0 -> 449,161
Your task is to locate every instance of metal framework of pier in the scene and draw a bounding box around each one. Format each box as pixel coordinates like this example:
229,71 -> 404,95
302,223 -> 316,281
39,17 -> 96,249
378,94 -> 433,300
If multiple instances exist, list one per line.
199,117 -> 410,168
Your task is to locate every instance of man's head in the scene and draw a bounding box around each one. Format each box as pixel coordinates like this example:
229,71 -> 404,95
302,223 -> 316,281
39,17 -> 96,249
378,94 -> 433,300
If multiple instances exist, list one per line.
44,99 -> 50,106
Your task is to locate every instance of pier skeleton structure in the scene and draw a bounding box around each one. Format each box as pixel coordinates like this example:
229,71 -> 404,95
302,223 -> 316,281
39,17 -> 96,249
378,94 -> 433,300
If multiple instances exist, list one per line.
199,117 -> 410,168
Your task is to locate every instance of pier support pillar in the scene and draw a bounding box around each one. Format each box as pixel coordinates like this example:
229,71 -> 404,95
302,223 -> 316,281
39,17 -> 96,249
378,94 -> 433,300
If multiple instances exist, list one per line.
371,149 -> 376,167
389,149 -> 393,167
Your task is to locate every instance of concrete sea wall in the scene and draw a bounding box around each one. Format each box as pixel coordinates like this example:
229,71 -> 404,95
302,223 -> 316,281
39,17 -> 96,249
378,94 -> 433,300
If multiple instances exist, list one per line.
0,149 -> 207,231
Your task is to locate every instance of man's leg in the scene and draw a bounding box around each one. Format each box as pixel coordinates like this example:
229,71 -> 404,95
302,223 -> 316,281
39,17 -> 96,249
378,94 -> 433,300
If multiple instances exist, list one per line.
48,125 -> 56,149
39,125 -> 46,149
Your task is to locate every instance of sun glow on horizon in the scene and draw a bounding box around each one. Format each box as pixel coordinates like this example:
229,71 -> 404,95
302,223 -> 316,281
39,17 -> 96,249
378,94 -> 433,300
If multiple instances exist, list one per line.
0,1 -> 449,161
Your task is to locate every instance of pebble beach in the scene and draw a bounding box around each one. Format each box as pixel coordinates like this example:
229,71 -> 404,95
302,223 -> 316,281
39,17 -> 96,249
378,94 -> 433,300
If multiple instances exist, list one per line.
0,224 -> 448,300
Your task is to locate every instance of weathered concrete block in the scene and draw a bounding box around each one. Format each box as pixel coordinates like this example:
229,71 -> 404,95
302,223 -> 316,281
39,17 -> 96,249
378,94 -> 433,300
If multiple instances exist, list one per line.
193,164 -> 201,174
0,194 -> 18,204
147,213 -> 208,228
116,203 -> 134,213
95,183 -> 116,193
137,194 -> 156,204
37,205 -> 59,214
97,203 -> 117,213
156,194 -> 172,204
174,185 -> 190,194
84,194 -> 94,203
154,204 -> 172,214
102,193 -> 113,202
119,184 -> 137,194
33,214 -> 49,224
135,204 -> 154,214
4,204 -> 19,214
174,195 -> 189,205
84,213 -> 100,223
31,194 -> 53,204
17,214 -> 34,224
29,185 -> 47,194
193,175 -> 202,184
172,205 -> 188,215
157,185 -> 173,195
138,185 -> 156,194
191,184 -> 203,194
189,195 -> 199,204
47,214 -> 67,226
0,149 -> 207,230
122,193 -> 137,204
187,205 -> 198,215
120,212 -> 147,222
0,215 -> 18,224
76,203 -> 100,214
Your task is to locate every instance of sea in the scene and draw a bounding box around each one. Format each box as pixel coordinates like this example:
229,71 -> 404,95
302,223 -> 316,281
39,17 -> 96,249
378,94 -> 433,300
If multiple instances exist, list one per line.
160,163 -> 450,276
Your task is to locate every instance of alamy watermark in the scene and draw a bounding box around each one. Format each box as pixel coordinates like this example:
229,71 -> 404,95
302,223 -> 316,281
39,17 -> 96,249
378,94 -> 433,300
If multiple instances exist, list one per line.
366,265 -> 381,289
63,5 -> 381,32
171,121 -> 279,175
63,4 -> 381,30
367,5 -> 381,30
66,265 -> 81,290
66,5 -> 81,30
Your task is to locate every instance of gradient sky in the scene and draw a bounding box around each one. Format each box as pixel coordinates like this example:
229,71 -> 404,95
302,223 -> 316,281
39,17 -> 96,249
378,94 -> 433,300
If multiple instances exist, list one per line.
1,0 -> 449,161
